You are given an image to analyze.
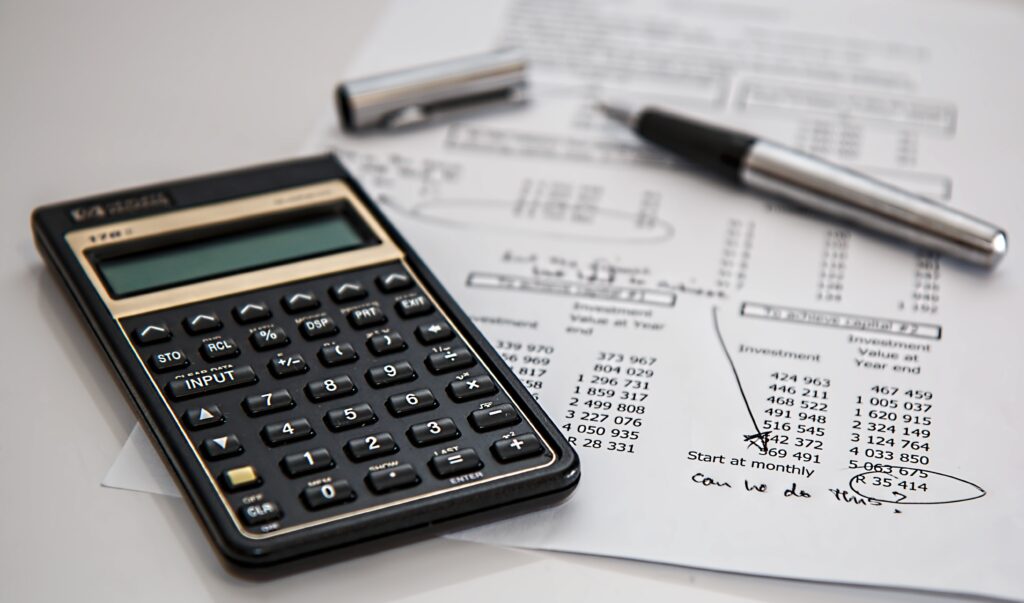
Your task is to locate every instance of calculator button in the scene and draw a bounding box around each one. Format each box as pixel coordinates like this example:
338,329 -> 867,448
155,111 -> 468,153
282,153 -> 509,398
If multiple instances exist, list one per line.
367,332 -> 406,355
302,481 -> 355,510
268,353 -> 309,379
426,347 -> 476,374
415,322 -> 454,344
238,501 -> 281,526
200,337 -> 240,362
366,361 -> 416,388
166,366 -> 257,401
133,323 -> 171,345
395,295 -> 433,318
347,305 -> 387,329
446,375 -> 497,402
386,388 -> 438,416
491,434 -> 544,463
281,448 -> 334,478
366,464 -> 419,493
470,404 -> 521,432
377,273 -> 413,293
148,349 -> 189,373
318,342 -> 358,366
324,403 -> 377,432
330,282 -> 367,303
201,434 -> 243,460
242,389 -> 294,416
233,302 -> 271,324
345,432 -> 398,461
249,326 -> 290,351
305,375 -> 357,402
282,292 -> 320,313
222,465 -> 261,491
407,418 -> 460,447
299,316 -> 339,340
183,405 -> 224,430
261,418 -> 314,446
430,448 -> 482,478
183,313 -> 222,335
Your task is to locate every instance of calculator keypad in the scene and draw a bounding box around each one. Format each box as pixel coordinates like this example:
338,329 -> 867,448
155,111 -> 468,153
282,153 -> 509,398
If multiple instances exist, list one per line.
121,261 -> 553,535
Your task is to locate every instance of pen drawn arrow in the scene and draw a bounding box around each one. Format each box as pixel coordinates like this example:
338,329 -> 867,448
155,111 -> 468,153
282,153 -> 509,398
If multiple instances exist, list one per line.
712,306 -> 770,454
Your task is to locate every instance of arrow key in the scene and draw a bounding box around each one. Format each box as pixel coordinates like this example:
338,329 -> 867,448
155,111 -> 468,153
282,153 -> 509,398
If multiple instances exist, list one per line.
329,281 -> 367,303
133,323 -> 171,345
233,301 -> 271,324
183,312 -> 222,335
376,272 -> 413,293
282,291 -> 320,313
201,434 -> 242,460
182,405 -> 224,430
415,322 -> 453,344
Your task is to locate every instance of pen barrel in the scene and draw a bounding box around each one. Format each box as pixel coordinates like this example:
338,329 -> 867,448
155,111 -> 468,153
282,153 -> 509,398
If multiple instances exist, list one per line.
740,141 -> 1007,267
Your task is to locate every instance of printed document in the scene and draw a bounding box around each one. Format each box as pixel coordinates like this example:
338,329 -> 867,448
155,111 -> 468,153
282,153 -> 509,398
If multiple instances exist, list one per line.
108,0 -> 1024,599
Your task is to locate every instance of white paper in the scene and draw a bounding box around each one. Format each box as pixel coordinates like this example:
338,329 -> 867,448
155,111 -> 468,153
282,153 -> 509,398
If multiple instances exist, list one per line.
107,0 -> 1024,599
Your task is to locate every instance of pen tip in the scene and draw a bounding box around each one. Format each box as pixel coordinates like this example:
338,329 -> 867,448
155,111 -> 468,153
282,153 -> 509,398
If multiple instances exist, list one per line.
594,99 -> 638,128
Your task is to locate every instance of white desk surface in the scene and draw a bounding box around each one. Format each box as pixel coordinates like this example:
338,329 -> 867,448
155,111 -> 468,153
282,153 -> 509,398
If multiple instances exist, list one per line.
0,2 -> 981,601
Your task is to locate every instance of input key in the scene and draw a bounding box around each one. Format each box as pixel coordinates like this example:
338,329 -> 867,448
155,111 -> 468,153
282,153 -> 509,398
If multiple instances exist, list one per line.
165,366 -> 257,401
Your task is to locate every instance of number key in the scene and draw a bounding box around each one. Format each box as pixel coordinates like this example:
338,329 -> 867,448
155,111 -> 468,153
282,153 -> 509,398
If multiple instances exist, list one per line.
306,375 -> 356,402
407,418 -> 460,447
281,447 -> 334,477
324,403 -> 377,432
302,481 -> 355,510
366,361 -> 416,388
386,388 -> 438,416
261,418 -> 314,446
344,432 -> 398,461
242,389 -> 294,416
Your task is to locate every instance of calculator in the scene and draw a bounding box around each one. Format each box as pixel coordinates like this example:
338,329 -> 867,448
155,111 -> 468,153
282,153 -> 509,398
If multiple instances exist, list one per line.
32,155 -> 579,565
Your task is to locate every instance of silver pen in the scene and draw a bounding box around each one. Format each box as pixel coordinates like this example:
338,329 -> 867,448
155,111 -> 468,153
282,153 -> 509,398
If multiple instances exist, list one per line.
597,101 -> 1008,267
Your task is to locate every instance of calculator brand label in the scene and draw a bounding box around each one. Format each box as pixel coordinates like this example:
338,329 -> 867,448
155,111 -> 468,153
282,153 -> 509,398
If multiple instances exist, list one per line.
69,191 -> 173,223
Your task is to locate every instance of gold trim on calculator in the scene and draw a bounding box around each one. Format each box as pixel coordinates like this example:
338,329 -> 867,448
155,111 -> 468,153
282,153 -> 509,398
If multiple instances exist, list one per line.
64,179 -> 556,540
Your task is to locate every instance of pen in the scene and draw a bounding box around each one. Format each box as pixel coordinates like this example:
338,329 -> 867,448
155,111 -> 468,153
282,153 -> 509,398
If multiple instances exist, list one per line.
597,101 -> 1008,267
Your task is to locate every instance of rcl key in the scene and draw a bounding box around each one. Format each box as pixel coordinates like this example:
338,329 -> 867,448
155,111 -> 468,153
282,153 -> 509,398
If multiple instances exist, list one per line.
200,338 -> 239,361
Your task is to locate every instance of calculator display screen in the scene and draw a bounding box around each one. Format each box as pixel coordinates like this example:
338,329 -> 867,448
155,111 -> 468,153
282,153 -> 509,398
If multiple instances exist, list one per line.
95,211 -> 373,297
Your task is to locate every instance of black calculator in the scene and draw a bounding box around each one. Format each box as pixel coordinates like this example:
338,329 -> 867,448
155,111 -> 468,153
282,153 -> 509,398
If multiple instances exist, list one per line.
32,156 -> 579,565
